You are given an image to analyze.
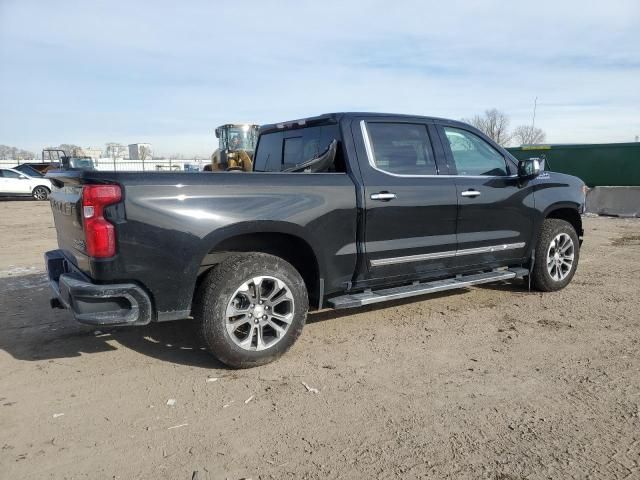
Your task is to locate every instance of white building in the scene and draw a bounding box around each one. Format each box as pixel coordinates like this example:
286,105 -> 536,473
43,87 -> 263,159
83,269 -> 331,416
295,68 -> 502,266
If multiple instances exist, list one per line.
79,147 -> 103,160
128,143 -> 152,160
105,143 -> 128,159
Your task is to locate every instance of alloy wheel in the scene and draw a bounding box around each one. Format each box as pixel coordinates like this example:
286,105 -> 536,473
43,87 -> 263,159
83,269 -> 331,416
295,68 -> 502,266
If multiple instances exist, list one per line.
546,233 -> 575,281
225,276 -> 295,351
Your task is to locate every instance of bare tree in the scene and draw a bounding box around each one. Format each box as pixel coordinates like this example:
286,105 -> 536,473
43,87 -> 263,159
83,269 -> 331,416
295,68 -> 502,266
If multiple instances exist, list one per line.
138,145 -> 152,160
0,145 -> 36,160
57,144 -> 82,156
462,109 -> 512,146
512,125 -> 546,146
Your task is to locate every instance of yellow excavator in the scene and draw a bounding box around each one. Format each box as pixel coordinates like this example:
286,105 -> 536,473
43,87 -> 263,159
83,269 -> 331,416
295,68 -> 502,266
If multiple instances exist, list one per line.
206,123 -> 260,172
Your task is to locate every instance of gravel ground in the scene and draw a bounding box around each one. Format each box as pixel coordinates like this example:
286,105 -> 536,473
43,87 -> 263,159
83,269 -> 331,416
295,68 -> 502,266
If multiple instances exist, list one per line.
1,200 -> 639,479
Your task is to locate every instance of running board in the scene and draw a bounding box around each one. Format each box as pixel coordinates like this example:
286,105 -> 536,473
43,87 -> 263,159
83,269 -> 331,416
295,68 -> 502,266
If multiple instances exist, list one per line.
328,268 -> 528,309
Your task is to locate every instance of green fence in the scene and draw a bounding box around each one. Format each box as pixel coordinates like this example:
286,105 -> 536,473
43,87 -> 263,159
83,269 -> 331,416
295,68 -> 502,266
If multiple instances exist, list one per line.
507,142 -> 640,187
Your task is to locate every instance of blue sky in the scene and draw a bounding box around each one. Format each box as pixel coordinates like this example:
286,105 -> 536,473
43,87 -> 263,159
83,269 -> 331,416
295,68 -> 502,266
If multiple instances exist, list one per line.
1,0 -> 639,156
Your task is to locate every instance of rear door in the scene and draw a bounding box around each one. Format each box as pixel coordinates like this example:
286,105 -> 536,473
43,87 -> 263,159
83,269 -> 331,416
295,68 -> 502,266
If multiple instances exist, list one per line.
437,124 -> 534,268
354,117 -> 458,285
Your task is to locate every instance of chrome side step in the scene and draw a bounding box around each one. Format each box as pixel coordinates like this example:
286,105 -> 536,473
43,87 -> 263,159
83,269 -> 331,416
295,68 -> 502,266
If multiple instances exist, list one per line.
328,268 -> 528,309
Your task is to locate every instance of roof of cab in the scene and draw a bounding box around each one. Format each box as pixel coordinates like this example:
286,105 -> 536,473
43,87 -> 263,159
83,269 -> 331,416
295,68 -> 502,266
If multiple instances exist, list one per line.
259,112 -> 461,134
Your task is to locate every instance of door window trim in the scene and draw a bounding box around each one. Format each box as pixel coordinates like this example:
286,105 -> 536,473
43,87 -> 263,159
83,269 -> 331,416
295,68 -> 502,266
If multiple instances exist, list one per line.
360,120 -> 518,179
361,120 -> 517,179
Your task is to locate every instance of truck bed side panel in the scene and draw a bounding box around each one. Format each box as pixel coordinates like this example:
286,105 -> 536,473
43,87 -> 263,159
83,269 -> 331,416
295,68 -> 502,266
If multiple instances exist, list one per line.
48,171 -> 357,318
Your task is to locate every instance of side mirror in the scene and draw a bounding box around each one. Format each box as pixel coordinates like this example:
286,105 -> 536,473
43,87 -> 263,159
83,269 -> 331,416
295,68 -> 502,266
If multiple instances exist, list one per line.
19,174 -> 28,179
518,158 -> 542,179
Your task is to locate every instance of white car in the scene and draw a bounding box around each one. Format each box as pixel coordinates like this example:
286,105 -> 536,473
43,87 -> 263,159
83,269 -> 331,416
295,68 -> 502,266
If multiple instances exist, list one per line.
0,168 -> 52,201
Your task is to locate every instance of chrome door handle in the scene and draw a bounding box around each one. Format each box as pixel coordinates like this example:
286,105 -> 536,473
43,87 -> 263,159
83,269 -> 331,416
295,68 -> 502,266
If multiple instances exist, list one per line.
370,192 -> 397,201
460,190 -> 481,197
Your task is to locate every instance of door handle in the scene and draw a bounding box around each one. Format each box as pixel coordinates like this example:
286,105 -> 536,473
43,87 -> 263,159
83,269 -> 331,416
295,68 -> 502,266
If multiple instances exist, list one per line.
370,192 -> 397,201
460,189 -> 481,197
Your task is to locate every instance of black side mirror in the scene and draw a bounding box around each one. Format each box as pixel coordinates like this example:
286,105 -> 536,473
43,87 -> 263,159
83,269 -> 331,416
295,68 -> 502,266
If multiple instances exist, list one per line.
518,157 -> 542,179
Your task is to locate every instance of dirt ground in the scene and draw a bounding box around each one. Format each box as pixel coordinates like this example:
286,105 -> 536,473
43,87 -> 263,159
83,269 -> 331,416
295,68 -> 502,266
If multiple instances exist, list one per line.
1,200 -> 639,480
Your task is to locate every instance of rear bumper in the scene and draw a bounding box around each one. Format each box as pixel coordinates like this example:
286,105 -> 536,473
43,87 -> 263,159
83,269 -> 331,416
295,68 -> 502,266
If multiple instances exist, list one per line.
45,250 -> 152,326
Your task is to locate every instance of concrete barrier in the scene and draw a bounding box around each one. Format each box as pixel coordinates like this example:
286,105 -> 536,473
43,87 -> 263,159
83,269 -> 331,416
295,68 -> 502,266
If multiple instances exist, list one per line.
586,187 -> 640,217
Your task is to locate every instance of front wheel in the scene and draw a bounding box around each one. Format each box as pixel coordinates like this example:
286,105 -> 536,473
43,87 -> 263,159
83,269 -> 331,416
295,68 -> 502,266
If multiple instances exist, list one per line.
194,253 -> 308,368
32,186 -> 50,201
531,218 -> 580,292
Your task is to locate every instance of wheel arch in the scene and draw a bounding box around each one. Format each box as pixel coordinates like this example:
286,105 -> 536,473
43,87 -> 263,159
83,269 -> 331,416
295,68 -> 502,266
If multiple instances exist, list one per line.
544,204 -> 583,239
197,224 -> 322,309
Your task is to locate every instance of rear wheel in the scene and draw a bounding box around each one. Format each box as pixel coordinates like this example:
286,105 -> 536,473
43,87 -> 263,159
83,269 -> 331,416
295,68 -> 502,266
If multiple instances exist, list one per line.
32,186 -> 49,201
531,218 -> 580,292
194,253 -> 308,368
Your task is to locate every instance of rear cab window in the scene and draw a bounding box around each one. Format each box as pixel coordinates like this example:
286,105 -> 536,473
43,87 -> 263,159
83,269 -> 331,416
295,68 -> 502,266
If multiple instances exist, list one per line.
254,125 -> 345,172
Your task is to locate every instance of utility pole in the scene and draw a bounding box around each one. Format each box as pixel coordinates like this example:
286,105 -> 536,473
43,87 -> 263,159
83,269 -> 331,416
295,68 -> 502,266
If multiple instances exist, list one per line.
532,96 -> 538,130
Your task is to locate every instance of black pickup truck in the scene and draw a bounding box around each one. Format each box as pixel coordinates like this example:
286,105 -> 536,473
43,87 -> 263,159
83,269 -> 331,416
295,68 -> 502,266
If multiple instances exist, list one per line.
46,112 -> 585,368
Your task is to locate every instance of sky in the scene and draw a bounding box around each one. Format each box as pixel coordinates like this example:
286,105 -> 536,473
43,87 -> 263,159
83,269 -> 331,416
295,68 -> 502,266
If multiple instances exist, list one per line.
1,0 -> 639,156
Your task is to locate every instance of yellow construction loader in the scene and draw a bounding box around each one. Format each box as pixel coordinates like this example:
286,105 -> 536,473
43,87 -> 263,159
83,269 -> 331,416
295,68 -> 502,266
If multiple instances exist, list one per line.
206,123 -> 260,172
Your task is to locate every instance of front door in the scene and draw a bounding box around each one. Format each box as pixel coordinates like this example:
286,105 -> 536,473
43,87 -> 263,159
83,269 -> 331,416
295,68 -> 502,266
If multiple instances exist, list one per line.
437,124 -> 534,268
355,118 -> 458,286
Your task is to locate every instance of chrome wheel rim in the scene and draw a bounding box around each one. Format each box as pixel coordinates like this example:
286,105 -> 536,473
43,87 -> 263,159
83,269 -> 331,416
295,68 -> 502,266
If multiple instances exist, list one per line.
225,276 -> 295,351
546,233 -> 574,281
34,187 -> 47,200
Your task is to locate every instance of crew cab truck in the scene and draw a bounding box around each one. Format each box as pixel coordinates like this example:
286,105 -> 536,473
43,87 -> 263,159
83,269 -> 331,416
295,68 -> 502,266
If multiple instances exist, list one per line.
45,113 -> 585,368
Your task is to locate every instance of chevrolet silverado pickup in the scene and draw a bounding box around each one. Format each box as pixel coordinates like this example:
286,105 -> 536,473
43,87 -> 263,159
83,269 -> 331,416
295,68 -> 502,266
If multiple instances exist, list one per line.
45,112 -> 585,368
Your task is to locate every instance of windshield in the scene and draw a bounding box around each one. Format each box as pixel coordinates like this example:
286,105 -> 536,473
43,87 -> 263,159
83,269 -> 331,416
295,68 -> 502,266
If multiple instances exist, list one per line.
69,157 -> 95,169
221,126 -> 258,151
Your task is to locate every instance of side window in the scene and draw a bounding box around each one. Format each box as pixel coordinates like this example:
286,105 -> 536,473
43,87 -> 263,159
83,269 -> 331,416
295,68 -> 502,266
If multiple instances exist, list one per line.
366,123 -> 437,175
443,127 -> 508,176
2,170 -> 21,178
253,132 -> 283,172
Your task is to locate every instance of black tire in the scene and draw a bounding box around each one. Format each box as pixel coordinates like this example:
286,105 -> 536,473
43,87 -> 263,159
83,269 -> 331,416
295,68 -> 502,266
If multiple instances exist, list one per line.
32,186 -> 50,201
194,253 -> 308,368
531,218 -> 580,292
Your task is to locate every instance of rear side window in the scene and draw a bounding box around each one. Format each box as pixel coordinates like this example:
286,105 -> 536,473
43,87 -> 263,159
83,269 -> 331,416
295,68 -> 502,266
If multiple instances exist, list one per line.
366,123 -> 437,175
443,127 -> 508,176
1,169 -> 21,178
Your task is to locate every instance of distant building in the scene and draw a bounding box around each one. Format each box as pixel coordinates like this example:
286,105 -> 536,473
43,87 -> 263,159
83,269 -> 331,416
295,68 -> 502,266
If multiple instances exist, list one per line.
105,143 -> 128,159
79,147 -> 102,160
128,143 -> 152,160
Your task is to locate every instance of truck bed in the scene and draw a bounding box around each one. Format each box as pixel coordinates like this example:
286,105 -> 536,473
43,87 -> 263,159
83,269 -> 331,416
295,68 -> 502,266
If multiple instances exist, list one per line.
47,170 -> 358,321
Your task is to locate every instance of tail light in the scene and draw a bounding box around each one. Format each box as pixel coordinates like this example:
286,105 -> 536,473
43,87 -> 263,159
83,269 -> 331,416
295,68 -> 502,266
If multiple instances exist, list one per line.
82,184 -> 122,258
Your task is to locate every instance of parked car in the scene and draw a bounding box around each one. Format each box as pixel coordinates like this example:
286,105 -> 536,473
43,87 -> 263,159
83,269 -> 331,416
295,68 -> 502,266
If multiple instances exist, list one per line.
0,168 -> 52,200
45,112 -> 585,368
13,164 -> 45,177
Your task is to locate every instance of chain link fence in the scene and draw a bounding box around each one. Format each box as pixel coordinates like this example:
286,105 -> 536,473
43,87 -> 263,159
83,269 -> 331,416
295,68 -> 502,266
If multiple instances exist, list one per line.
94,158 -> 207,172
